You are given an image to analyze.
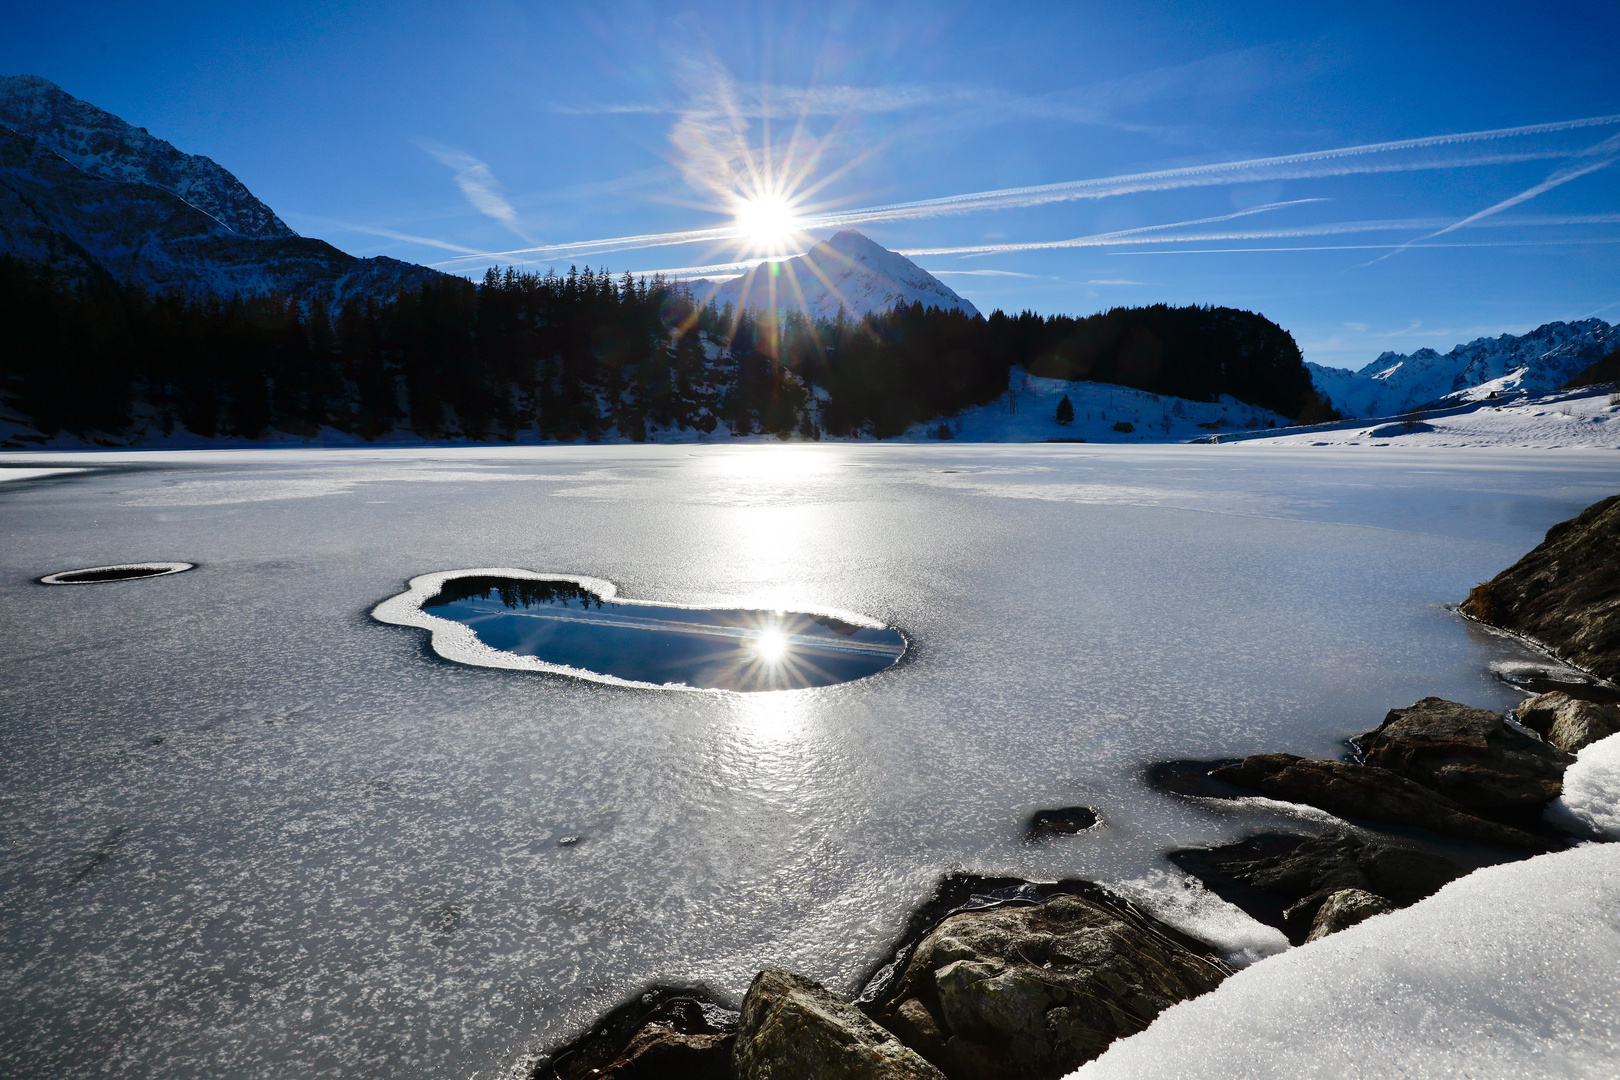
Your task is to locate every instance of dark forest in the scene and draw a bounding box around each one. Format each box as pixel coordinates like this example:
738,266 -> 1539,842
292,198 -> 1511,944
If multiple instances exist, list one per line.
0,257 -> 1337,443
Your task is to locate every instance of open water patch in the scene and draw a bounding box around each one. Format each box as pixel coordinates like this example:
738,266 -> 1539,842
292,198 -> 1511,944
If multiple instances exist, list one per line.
373,569 -> 906,692
39,562 -> 194,584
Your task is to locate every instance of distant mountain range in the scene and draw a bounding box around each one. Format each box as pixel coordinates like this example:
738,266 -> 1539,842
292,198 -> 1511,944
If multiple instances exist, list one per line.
1308,319 -> 1618,418
0,74 -> 440,306
690,230 -> 979,322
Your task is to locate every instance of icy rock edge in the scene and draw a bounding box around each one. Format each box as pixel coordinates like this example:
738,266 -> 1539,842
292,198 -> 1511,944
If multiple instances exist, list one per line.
1065,842 -> 1620,1080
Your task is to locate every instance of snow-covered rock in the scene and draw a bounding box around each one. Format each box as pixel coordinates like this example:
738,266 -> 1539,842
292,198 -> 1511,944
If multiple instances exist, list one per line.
693,231 -> 978,322
1067,841 -> 1620,1079
1309,320 -> 1618,418
0,75 -> 442,306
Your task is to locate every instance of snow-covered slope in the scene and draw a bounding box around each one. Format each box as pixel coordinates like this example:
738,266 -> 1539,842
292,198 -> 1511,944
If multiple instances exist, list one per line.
893,368 -> 1292,443
1309,320 -> 1618,418
0,75 -> 441,305
694,231 -> 979,322
0,75 -> 293,239
1233,386 -> 1620,448
1068,842 -> 1620,1080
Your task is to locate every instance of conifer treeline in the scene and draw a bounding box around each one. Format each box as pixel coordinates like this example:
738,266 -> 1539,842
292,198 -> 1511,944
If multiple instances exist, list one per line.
0,257 -> 1335,442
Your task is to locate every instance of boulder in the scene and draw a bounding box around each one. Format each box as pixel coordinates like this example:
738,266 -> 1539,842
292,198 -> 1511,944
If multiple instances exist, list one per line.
1209,754 -> 1561,850
1305,888 -> 1393,942
1357,697 -> 1573,813
532,993 -> 735,1080
1460,493 -> 1620,681
1518,691 -> 1620,753
871,894 -> 1229,1080
1168,830 -> 1463,942
1025,806 -> 1100,837
732,968 -> 944,1080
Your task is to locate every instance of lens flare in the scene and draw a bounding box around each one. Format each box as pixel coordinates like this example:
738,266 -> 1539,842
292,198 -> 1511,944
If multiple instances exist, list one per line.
755,628 -> 789,663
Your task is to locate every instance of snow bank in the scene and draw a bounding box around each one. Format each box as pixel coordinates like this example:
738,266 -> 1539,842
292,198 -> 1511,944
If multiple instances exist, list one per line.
1242,388 -> 1620,448
1068,842 -> 1620,1079
1546,733 -> 1620,840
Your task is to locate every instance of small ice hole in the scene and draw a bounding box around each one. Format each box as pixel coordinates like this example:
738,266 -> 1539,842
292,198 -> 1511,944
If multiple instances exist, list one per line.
40,562 -> 194,584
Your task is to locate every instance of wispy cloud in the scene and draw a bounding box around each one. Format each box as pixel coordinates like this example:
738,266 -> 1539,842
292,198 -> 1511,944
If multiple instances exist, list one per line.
418,142 -> 527,237
286,214 -> 484,255
1112,237 -> 1620,254
1363,130 -> 1620,264
427,113 -> 1620,270
901,200 -> 1324,257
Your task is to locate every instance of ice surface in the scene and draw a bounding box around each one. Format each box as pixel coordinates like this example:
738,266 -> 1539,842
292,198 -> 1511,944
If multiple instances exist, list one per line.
1546,733 -> 1620,839
0,444 -> 1614,1078
1069,842 -> 1620,1079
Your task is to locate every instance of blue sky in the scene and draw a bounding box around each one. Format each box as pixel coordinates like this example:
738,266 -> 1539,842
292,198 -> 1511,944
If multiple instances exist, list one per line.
5,1 -> 1618,368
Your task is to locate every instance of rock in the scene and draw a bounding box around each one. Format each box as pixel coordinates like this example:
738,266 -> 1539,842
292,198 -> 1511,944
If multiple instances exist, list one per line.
1305,888 -> 1393,942
1357,697 -> 1573,814
1518,691 -> 1620,753
1209,754 -> 1561,850
1025,806 -> 1100,837
532,992 -> 736,1080
870,894 -> 1230,1080
732,968 -> 944,1080
1168,830 -> 1464,942
1460,493 -> 1620,681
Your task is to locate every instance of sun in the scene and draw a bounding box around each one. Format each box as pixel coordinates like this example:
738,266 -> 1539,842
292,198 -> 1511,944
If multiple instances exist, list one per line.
754,628 -> 789,663
734,194 -> 801,251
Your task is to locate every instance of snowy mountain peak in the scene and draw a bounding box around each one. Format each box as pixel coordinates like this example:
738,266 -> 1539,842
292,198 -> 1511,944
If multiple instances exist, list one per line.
0,74 -> 293,239
698,230 -> 979,322
1308,318 -> 1618,418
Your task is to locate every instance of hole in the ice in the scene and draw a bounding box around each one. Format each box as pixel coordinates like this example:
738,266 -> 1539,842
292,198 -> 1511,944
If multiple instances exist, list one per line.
382,572 -> 907,691
39,562 -> 194,584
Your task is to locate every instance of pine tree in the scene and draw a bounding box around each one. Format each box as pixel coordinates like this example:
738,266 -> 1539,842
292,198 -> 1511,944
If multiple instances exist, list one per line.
1055,394 -> 1074,425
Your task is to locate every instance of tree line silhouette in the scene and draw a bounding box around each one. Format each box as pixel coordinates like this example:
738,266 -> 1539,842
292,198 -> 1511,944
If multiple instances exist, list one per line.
0,256 -> 1336,443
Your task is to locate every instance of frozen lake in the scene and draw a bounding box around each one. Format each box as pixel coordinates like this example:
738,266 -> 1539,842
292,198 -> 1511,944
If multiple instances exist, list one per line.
1,443 -> 1614,1078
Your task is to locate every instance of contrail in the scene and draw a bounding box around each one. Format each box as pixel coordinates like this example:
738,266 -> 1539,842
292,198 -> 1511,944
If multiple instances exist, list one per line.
427,112 -> 1620,269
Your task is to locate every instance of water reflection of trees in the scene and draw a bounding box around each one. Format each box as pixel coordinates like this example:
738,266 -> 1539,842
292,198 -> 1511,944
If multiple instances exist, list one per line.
424,576 -> 603,610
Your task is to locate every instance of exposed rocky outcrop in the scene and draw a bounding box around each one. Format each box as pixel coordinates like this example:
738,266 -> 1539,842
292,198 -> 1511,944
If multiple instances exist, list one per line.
1305,888 -> 1393,941
868,893 -> 1230,1080
1461,494 -> 1620,681
1357,697 -> 1573,814
531,990 -> 737,1080
1025,806 -> 1099,837
732,968 -> 944,1080
1168,830 -> 1464,943
1209,754 -> 1560,850
1518,691 -> 1620,753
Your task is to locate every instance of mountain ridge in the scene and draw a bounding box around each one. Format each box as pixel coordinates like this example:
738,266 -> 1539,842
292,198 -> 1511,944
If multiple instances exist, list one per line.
0,74 -> 441,306
1308,319 -> 1618,417
691,230 -> 979,322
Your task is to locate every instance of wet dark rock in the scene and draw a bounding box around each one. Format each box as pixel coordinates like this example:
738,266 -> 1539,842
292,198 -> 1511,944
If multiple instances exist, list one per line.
1461,493 -> 1620,681
1357,697 -> 1573,814
1518,691 -> 1620,753
1025,807 -> 1099,837
868,893 -> 1231,1080
732,968 -> 943,1080
1168,830 -> 1464,943
1209,754 -> 1561,850
531,989 -> 737,1080
1305,888 -> 1393,942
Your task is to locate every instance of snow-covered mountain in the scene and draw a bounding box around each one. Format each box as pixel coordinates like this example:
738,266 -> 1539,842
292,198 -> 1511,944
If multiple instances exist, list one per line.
0,74 -> 441,305
691,230 -> 979,322
1309,319 -> 1618,418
